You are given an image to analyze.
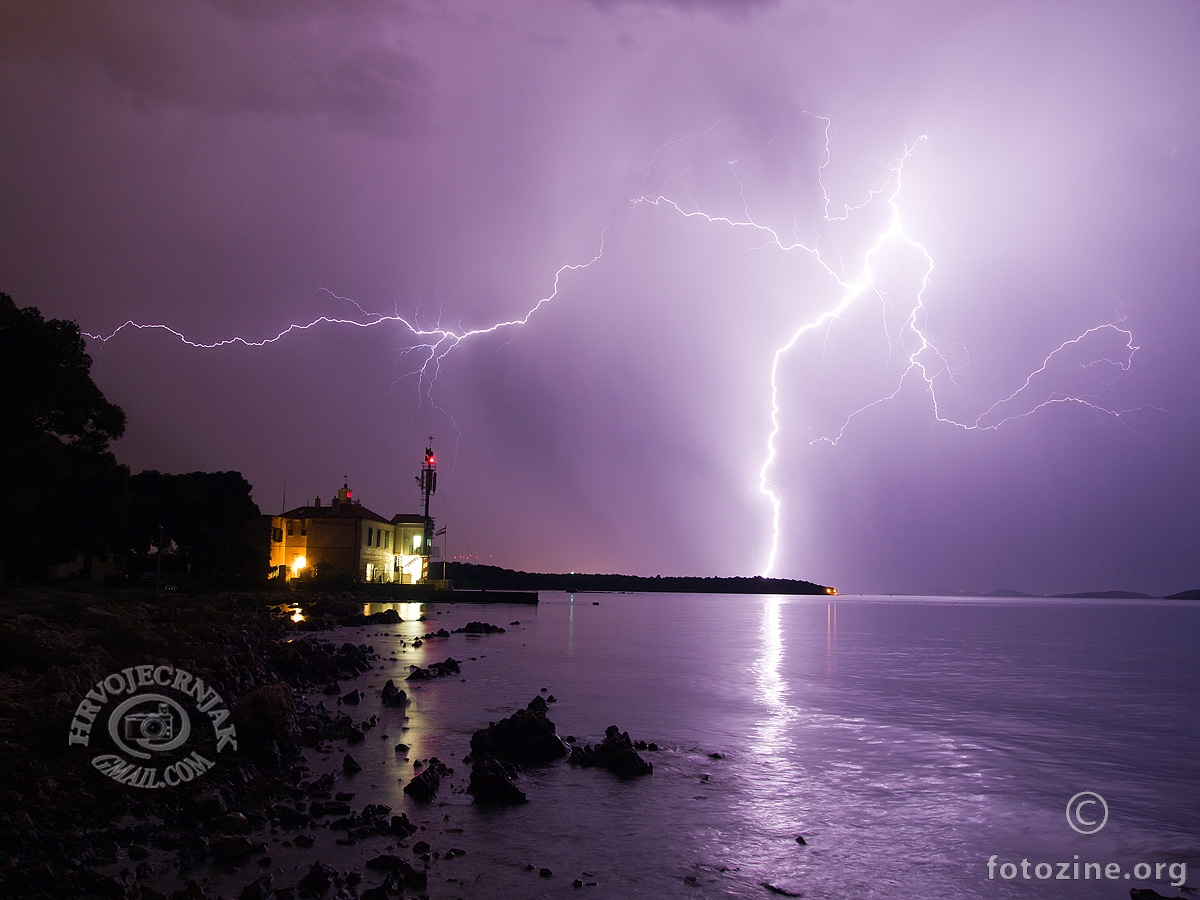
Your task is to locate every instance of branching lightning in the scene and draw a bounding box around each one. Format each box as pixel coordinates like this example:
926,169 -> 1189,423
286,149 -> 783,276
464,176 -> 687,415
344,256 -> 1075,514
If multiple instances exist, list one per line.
630,113 -> 1151,575
83,114 -> 1151,579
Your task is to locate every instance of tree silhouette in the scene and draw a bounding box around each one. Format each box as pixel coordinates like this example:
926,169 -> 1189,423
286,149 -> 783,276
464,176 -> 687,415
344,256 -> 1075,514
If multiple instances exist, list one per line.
0,293 -> 129,580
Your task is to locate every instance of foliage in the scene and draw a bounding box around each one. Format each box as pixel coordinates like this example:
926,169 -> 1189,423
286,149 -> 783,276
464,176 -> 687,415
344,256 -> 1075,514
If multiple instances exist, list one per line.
0,293 -> 129,579
127,470 -> 268,589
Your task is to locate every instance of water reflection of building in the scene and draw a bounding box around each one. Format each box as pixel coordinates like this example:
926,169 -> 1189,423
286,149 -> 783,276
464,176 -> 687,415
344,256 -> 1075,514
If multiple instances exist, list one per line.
267,482 -> 436,584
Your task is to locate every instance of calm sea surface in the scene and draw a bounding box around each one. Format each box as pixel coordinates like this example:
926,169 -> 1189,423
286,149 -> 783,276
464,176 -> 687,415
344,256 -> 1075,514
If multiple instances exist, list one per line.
212,594 -> 1200,898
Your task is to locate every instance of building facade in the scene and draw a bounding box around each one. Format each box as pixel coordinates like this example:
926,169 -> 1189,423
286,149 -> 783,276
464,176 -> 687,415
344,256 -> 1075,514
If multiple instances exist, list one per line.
268,483 -> 435,583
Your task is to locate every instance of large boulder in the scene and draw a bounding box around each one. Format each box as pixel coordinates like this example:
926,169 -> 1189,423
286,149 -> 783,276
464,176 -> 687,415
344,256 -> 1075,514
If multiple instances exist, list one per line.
568,725 -> 652,777
231,683 -> 301,762
469,696 -> 568,766
467,755 -> 527,805
381,679 -> 408,708
402,757 -> 451,803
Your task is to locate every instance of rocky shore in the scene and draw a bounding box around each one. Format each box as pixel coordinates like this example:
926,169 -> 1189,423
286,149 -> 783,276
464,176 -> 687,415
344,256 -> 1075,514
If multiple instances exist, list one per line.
0,587 -> 658,900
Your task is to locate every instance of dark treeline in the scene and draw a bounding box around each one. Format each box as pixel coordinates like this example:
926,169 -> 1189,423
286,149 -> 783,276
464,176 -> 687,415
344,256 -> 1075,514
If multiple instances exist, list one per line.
0,294 -> 265,588
446,562 -> 831,595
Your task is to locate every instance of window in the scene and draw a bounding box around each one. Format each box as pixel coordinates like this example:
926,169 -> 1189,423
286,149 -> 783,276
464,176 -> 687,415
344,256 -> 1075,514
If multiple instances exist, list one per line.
286,521 -> 293,536
300,521 -> 307,536
367,527 -> 373,546
384,532 -> 390,550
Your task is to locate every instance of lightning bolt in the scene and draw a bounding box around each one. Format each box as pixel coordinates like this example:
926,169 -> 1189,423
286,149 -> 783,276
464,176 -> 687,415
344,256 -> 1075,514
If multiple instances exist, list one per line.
631,113 -> 1151,576
83,114 -> 1152,580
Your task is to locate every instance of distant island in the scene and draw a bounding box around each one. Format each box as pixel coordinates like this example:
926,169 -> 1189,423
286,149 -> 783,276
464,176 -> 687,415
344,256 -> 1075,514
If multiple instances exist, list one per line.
444,562 -> 833,595
1166,588 -> 1200,600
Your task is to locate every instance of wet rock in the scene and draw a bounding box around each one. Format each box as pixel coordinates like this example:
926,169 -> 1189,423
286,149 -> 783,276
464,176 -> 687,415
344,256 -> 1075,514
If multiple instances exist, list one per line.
389,813 -> 417,837
191,789 -> 227,819
232,684 -> 301,762
406,657 -> 460,680
83,867 -> 139,899
216,812 -> 253,835
342,754 -> 362,775
470,696 -> 568,766
1131,892 -> 1186,900
341,689 -> 363,705
761,884 -> 802,897
539,868 -> 553,878
795,835 -> 806,845
453,621 -> 506,634
380,679 -> 407,708
293,834 -> 315,849
444,847 -> 466,859
467,755 -> 528,805
573,879 -> 584,889
568,725 -> 653,777
365,854 -> 404,871
296,861 -> 337,897
210,833 -> 264,866
363,608 -> 401,624
238,874 -> 273,900
402,757 -> 451,803
413,840 -> 431,855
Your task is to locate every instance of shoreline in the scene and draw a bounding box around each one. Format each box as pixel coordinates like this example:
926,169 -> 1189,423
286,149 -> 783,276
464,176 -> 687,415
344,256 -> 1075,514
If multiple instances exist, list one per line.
1,586 -> 651,900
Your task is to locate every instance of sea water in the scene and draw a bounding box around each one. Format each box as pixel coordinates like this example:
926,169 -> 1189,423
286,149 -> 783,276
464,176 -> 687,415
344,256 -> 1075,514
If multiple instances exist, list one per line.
212,594 -> 1200,898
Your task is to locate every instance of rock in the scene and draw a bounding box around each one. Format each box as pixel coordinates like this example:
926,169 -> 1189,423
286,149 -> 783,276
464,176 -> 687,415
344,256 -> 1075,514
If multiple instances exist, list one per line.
342,753 -> 362,775
568,725 -> 653,777
795,835 -> 806,845
365,855 -> 403,871
381,679 -> 408,708
341,689 -> 363,705
413,840 -> 431,854
296,861 -> 337,897
360,887 -> 389,900
216,812 -> 252,835
294,834 -> 315,849
364,608 -> 401,624
238,874 -> 273,900
761,884 -> 802,897
454,621 -> 506,634
406,657 -> 460,680
444,848 -> 466,859
403,757 -> 451,803
394,742 -> 409,753
191,789 -> 227,819
539,868 -> 553,878
1131,892 -> 1186,900
467,755 -> 528,805
469,696 -> 568,766
231,684 -> 301,762
573,878 -> 583,888
210,833 -> 264,866
389,814 -> 417,837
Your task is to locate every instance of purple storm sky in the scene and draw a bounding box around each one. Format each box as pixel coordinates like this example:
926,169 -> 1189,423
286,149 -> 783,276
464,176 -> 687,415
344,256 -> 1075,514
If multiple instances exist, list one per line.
2,1 -> 1197,595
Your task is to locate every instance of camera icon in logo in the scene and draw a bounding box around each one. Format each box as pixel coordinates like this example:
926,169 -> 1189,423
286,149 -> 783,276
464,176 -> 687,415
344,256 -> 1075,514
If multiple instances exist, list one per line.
109,694 -> 190,759
122,703 -> 175,743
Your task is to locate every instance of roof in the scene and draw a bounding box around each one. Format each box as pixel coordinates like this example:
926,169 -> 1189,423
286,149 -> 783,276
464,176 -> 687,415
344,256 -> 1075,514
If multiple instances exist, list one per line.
279,502 -> 393,525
